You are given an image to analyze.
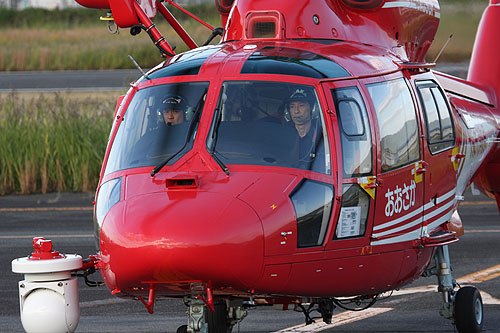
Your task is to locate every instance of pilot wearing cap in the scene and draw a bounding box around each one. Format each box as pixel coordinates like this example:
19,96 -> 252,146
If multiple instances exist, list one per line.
288,88 -> 322,167
289,89 -> 315,138
162,95 -> 187,125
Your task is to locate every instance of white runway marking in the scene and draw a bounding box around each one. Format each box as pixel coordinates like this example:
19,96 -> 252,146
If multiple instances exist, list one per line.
274,308 -> 393,332
0,206 -> 92,212
0,234 -> 93,239
277,263 -> 500,332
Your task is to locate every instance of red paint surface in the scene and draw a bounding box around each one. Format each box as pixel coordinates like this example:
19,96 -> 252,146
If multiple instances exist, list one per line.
69,0 -> 500,303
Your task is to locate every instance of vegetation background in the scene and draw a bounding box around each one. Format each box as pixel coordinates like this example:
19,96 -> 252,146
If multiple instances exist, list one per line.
0,3 -> 220,71
0,93 -> 115,194
0,0 -> 488,71
0,0 -> 489,194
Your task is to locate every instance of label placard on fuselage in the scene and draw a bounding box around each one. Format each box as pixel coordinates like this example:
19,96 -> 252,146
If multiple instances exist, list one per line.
337,207 -> 361,238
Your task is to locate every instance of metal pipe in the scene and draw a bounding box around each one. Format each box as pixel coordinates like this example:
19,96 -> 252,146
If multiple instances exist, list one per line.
157,3 -> 198,50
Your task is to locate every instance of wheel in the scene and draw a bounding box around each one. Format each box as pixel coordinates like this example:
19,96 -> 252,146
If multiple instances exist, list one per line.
176,324 -> 188,333
207,302 -> 233,333
454,286 -> 483,333
318,299 -> 334,324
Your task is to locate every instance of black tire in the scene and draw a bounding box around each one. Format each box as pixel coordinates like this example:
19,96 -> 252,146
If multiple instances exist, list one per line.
176,324 -> 188,333
207,302 -> 233,333
454,286 -> 484,333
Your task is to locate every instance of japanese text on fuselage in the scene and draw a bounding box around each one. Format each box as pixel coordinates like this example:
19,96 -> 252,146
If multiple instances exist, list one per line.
385,180 -> 416,217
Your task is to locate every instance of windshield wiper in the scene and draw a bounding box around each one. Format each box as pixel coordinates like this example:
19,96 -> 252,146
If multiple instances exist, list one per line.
208,86 -> 230,175
151,88 -> 208,177
212,150 -> 229,175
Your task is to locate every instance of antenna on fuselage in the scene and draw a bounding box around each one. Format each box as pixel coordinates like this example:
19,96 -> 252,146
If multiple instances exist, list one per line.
433,34 -> 454,63
128,54 -> 150,80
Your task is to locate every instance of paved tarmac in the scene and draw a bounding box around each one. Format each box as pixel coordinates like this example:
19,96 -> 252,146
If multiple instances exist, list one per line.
1,189 -> 499,332
0,63 -> 468,93
0,70 -> 139,92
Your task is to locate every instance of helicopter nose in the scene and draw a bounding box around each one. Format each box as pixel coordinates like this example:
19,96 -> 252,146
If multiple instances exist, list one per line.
98,191 -> 264,292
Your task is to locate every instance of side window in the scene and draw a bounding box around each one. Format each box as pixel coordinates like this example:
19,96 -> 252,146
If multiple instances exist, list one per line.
419,88 -> 441,143
334,184 -> 370,239
332,87 -> 372,179
417,82 -> 455,153
290,180 -> 334,248
367,78 -> 420,172
432,87 -> 454,141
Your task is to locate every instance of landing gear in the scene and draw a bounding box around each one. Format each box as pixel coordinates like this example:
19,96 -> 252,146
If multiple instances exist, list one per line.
454,287 -> 483,333
186,298 -> 208,333
318,298 -> 335,324
296,298 -> 335,325
177,297 -> 247,333
176,325 -> 188,333
425,245 -> 484,333
207,302 -> 232,333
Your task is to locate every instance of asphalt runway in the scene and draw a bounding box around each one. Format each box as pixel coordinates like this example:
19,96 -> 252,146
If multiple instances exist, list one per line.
0,70 -> 139,92
0,63 -> 468,93
1,189 -> 499,333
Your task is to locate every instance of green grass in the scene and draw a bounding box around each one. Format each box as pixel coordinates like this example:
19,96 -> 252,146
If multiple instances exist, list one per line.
0,93 -> 115,194
0,4 -> 220,29
0,2 -> 490,70
0,5 -> 221,71
427,1 -> 488,62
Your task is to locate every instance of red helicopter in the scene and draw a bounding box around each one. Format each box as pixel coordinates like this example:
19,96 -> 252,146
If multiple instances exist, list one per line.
11,0 -> 500,332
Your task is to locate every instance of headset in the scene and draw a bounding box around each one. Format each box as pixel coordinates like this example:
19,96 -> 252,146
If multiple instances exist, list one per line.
157,94 -> 192,124
283,88 -> 320,123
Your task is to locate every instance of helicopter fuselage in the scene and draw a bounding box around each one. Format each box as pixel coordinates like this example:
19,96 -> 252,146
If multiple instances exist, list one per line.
94,38 -> 499,301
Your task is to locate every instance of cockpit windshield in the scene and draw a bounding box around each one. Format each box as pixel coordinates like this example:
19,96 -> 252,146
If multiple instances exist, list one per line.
207,81 -> 330,174
104,81 -> 209,175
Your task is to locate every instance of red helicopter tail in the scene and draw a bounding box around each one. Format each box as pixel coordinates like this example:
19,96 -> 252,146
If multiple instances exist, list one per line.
468,0 -> 500,103
467,0 -> 500,210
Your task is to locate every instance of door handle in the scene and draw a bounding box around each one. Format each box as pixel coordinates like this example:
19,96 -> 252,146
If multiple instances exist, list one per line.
416,167 -> 427,174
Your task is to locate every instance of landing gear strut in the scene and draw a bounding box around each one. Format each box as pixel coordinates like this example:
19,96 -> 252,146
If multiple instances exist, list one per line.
177,298 -> 247,333
296,298 -> 335,325
424,245 -> 484,333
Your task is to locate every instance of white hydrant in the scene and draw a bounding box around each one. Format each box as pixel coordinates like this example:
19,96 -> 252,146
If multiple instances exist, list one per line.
11,237 -> 83,333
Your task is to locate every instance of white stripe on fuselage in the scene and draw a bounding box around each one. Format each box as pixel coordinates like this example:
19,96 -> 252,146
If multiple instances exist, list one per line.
382,0 -> 440,18
374,188 -> 455,231
370,188 -> 456,245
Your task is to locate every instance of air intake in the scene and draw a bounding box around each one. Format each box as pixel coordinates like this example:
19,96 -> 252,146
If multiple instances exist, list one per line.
245,11 -> 282,39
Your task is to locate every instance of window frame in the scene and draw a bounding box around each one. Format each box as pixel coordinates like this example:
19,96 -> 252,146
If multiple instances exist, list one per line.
331,86 -> 373,179
290,178 -> 335,248
333,183 -> 370,240
205,80 -> 332,174
416,80 -> 456,155
103,81 -> 210,176
366,77 -> 421,173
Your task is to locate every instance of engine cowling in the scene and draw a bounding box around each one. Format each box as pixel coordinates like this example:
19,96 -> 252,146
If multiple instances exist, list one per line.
220,0 -> 440,62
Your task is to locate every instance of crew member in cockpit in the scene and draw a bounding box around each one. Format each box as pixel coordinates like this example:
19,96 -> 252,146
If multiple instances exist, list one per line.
161,95 -> 187,125
288,88 -> 322,166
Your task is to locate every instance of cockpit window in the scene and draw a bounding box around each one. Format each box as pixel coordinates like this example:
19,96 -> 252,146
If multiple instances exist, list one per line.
206,81 -> 330,174
141,45 -> 222,81
241,47 -> 350,79
332,86 -> 372,178
104,82 -> 209,175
